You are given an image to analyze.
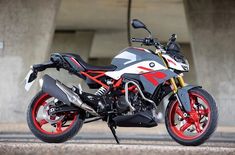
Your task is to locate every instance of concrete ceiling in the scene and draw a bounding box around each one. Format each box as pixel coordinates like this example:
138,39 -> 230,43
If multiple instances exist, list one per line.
56,0 -> 127,30
56,0 -> 189,42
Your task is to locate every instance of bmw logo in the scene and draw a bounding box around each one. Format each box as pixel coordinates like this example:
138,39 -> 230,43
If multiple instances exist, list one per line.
149,62 -> 155,68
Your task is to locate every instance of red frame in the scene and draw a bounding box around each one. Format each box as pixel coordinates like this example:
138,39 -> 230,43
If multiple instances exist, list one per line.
80,70 -> 109,89
80,70 -> 137,93
70,57 -> 139,93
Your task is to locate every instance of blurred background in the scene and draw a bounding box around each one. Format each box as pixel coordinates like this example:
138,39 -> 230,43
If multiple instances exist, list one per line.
0,0 -> 234,127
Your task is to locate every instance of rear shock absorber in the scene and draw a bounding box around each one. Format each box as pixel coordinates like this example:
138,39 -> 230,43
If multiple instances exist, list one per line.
95,86 -> 108,96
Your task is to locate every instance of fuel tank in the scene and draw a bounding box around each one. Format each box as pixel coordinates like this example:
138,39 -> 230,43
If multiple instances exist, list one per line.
111,47 -> 165,70
105,47 -> 167,80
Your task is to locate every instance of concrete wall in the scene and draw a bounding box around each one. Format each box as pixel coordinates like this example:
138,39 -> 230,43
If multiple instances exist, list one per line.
180,43 -> 197,84
184,0 -> 235,125
0,0 -> 60,122
89,30 -> 128,58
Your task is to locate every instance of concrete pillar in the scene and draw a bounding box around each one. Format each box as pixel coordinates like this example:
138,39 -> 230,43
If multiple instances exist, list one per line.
50,31 -> 94,61
0,0 -> 60,122
184,0 -> 235,125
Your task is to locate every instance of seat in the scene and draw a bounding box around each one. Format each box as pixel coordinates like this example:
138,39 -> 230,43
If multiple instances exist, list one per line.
63,53 -> 117,71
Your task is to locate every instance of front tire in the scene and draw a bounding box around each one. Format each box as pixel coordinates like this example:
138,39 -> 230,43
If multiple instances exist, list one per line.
165,88 -> 218,146
27,91 -> 84,143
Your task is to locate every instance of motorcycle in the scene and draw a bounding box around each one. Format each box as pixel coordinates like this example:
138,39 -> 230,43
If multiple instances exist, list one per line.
25,19 -> 218,146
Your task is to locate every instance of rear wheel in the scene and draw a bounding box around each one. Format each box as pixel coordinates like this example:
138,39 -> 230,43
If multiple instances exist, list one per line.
165,88 -> 218,146
27,91 -> 84,143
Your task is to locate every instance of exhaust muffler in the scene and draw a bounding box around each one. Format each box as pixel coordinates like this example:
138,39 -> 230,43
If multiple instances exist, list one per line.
40,74 -> 98,116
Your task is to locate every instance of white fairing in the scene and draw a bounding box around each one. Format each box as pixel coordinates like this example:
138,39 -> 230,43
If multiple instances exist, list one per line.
105,60 -> 166,80
115,51 -> 137,65
162,54 -> 189,71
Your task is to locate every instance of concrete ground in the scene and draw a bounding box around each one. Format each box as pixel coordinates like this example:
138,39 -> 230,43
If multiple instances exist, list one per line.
1,142 -> 235,155
0,122 -> 235,155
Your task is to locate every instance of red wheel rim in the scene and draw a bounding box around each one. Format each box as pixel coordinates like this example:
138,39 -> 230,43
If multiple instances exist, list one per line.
169,92 -> 211,140
32,93 -> 77,135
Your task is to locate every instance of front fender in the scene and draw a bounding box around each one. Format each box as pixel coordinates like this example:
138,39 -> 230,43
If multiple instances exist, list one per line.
176,85 -> 201,112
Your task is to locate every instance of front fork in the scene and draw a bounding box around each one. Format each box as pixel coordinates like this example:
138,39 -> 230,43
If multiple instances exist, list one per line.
170,76 -> 192,113
156,51 -> 186,92
156,51 -> 191,112
170,75 -> 186,93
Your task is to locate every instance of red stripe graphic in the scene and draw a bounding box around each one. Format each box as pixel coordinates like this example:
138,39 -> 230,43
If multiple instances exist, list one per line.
167,59 -> 176,66
137,66 -> 153,71
142,71 -> 167,86
70,57 -> 81,68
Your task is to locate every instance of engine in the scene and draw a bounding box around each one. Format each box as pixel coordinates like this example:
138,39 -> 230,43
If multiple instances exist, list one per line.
113,88 -> 158,128
116,91 -> 150,114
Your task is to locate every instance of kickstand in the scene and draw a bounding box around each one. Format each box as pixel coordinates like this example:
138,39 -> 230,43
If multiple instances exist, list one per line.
109,125 -> 120,144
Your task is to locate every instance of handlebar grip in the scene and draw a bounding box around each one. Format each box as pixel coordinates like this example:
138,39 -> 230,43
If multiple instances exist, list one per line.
51,56 -> 61,64
131,38 -> 144,43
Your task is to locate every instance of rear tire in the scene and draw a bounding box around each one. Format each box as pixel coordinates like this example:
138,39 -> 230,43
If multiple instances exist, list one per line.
27,91 -> 84,143
165,88 -> 218,146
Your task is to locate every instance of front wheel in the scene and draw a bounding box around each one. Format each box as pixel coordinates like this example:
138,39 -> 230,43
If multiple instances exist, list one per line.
27,91 -> 84,143
165,88 -> 218,146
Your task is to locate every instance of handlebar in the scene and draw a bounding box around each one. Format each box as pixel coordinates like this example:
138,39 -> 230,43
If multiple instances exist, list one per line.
131,37 -> 157,46
131,37 -> 162,50
131,33 -> 178,52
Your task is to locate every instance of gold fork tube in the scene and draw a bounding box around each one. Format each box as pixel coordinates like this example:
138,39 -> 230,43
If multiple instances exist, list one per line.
156,50 -> 181,93
170,78 -> 178,93
178,76 -> 186,87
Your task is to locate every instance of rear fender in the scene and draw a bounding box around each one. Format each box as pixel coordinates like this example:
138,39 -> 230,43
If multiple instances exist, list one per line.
25,61 -> 55,84
27,53 -> 66,83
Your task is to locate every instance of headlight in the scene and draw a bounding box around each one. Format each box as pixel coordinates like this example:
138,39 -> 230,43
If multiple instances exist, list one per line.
174,55 -> 186,63
168,53 -> 190,71
181,59 -> 189,71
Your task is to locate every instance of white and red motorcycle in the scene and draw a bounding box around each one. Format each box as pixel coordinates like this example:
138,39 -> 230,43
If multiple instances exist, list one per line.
25,19 -> 218,146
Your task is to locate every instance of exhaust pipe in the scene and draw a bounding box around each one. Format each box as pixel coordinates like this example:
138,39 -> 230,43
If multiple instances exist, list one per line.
40,74 -> 98,116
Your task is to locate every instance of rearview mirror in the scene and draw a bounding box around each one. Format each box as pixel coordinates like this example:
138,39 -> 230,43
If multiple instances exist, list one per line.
131,19 -> 146,29
131,19 -> 152,36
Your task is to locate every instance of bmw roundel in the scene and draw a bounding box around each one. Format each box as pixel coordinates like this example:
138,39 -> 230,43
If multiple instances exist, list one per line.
149,62 -> 155,68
